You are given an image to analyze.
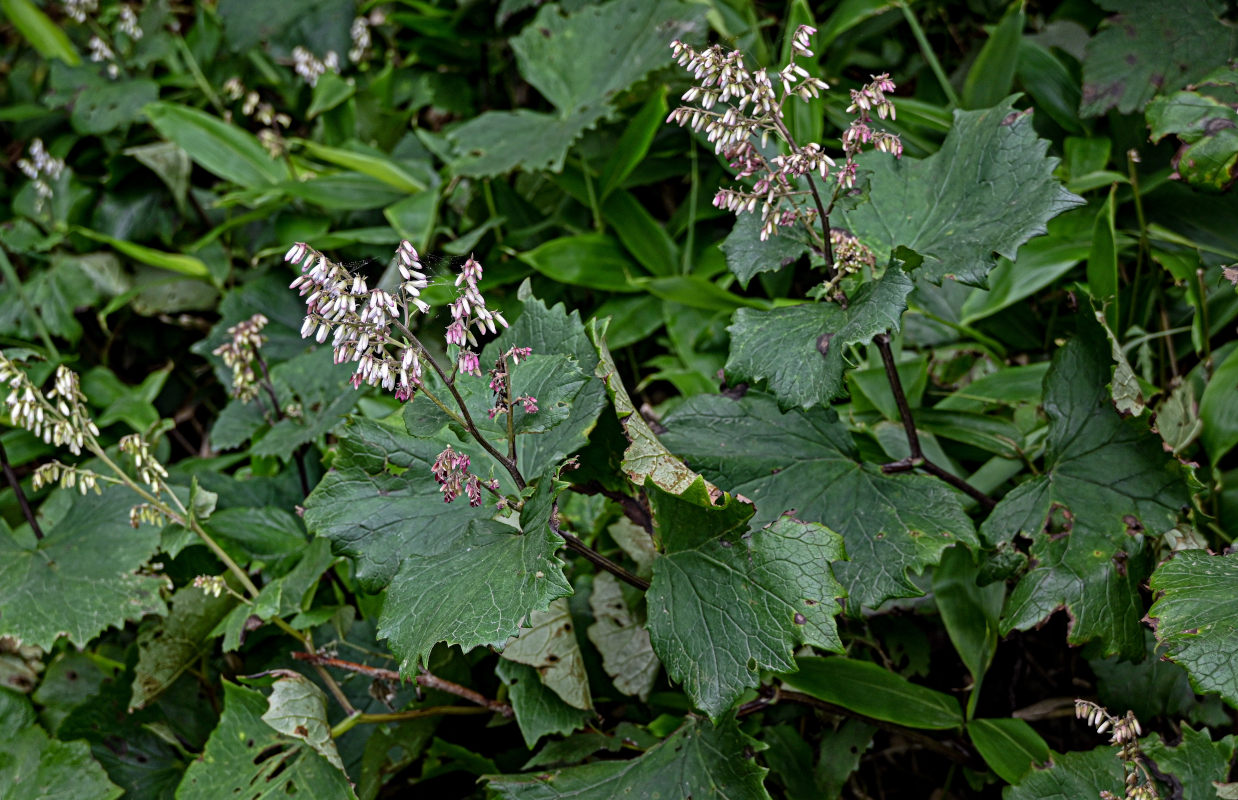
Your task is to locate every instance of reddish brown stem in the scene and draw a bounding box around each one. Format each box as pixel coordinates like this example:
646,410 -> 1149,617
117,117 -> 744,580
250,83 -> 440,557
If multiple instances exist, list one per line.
292,652 -> 513,717
873,334 -> 996,510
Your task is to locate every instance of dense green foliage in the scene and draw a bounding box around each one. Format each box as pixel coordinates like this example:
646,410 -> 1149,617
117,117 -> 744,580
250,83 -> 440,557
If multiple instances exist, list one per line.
2,0 -> 1237,798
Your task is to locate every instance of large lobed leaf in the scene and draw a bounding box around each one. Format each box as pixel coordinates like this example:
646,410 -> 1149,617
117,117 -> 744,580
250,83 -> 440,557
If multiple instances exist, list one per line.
645,478 -> 847,718
177,682 -> 355,799
0,691 -> 121,800
1006,726 -> 1234,800
486,717 -> 770,800
1080,0 -> 1237,117
659,392 -> 978,611
981,324 -> 1190,658
726,263 -> 914,409
0,487 -> 165,650
303,416 -> 492,591
1148,550 -> 1238,707
838,96 -> 1083,287
448,0 -> 705,177
376,509 -> 571,672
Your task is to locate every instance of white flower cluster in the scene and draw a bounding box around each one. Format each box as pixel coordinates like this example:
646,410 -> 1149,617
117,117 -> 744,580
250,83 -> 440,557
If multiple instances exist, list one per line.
292,46 -> 340,88
17,139 -> 65,212
667,28 -> 902,242
349,17 -> 371,63
32,461 -> 101,495
211,313 -> 269,402
88,35 -> 120,78
119,433 -> 167,494
2,357 -> 97,456
117,6 -> 142,39
63,0 -> 98,23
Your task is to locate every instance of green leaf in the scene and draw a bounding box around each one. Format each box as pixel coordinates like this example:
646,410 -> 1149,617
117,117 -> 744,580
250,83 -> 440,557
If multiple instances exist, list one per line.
448,0 -> 705,177
304,417 -> 491,591
496,660 -> 593,749
72,228 -> 211,281
1006,727 -> 1234,800
71,79 -> 159,135
720,211 -> 808,288
599,87 -> 667,199
1087,186 -> 1119,328
486,717 -> 770,799
501,598 -> 593,711
130,580 -> 239,711
250,348 -> 359,459
261,675 -> 346,772
516,234 -> 642,293
981,324 -> 1190,657
838,96 -> 1083,287
0,722 -> 122,800
145,101 -> 289,187
1200,344 -> 1238,466
780,656 -> 963,730
0,0 -> 80,64
961,2 -> 1024,110
177,682 -> 356,799
645,478 -> 846,719
489,284 -> 609,477
587,572 -> 660,702
0,488 -> 165,650
1147,68 -> 1238,192
296,140 -> 427,193
659,392 -> 979,611
306,72 -> 356,119
124,143 -> 191,212
378,519 -> 571,671
1148,550 -> 1238,707
965,718 -> 1049,783
933,545 -> 1004,689
1016,39 -> 1083,133
214,538 -> 335,652
726,264 -> 914,409
1079,0 -> 1237,117
958,215 -> 1091,324
590,320 -> 710,496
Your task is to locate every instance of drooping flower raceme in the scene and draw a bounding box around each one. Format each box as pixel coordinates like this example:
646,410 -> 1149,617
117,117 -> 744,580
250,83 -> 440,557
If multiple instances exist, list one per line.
1,352 -> 176,525
667,27 -> 902,243
286,241 -> 537,506
211,313 -> 269,402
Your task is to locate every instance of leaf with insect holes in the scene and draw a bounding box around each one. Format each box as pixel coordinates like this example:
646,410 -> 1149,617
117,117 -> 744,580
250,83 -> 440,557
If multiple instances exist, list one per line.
1079,0 -> 1237,117
177,682 -> 355,799
0,722 -> 122,800
486,717 -> 771,800
261,675 -> 346,772
837,96 -> 1082,287
644,477 -> 846,719
588,572 -> 660,702
659,392 -> 977,613
980,322 -> 1190,658
501,598 -> 593,711
1148,551 -> 1238,707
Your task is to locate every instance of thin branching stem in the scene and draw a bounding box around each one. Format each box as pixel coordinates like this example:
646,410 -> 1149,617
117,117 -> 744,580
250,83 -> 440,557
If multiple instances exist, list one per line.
550,504 -> 650,591
292,652 -> 513,717
873,334 -> 997,510
252,349 -> 310,496
0,440 -> 42,540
